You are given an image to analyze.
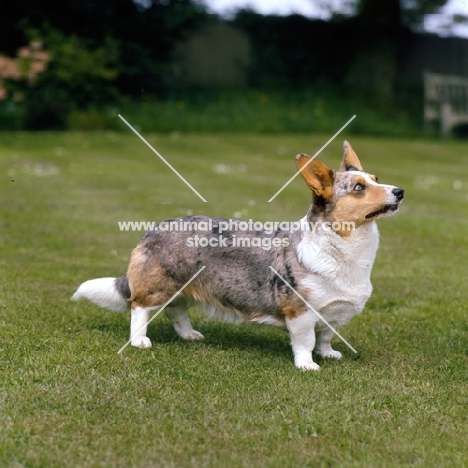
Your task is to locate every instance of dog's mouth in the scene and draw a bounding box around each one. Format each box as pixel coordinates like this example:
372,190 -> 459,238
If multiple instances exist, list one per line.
365,204 -> 400,219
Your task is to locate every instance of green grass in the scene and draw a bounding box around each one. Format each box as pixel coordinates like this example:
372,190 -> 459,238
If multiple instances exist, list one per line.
1,86 -> 426,137
106,87 -> 422,137
1,131 -> 467,467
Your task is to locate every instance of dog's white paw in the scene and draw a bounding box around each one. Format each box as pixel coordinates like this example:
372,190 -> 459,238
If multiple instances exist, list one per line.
318,350 -> 342,360
180,330 -> 204,340
131,336 -> 152,348
296,361 -> 321,371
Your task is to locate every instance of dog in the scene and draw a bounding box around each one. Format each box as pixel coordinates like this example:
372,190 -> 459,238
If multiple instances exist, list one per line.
72,141 -> 404,370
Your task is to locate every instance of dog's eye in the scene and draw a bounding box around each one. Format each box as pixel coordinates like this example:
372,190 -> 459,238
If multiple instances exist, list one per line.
354,183 -> 365,192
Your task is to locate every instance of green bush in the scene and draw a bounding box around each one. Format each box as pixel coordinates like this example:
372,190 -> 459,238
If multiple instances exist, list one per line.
67,107 -> 122,131
21,28 -> 121,129
0,101 -> 23,130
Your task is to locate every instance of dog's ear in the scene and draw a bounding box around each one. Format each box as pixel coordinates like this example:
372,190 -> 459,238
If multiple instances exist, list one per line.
296,154 -> 335,199
339,140 -> 363,172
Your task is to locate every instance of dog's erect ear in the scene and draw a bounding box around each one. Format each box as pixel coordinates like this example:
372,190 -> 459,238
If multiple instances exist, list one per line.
339,140 -> 363,172
296,154 -> 335,199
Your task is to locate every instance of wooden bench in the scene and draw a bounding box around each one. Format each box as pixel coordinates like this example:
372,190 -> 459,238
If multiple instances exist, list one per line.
424,71 -> 468,135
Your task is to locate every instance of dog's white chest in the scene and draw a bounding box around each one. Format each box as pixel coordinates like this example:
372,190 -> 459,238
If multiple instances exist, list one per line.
295,221 -> 379,323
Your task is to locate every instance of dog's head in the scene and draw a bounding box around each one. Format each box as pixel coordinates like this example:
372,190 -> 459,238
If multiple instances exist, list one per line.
296,141 -> 404,235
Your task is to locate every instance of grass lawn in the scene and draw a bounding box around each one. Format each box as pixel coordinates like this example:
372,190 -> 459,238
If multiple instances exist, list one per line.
0,130 -> 467,467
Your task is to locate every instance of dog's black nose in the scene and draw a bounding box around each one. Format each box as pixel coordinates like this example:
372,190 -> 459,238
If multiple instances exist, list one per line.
392,187 -> 404,201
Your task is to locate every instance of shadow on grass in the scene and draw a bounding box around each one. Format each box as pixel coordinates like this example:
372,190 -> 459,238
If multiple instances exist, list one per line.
95,320 -> 290,352
93,318 -> 359,366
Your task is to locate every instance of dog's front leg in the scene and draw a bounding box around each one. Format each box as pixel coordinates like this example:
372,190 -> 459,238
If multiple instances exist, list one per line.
315,326 -> 342,360
286,310 -> 320,371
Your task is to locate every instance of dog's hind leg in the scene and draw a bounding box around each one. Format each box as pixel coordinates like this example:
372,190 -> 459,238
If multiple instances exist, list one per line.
165,306 -> 204,340
130,306 -> 154,348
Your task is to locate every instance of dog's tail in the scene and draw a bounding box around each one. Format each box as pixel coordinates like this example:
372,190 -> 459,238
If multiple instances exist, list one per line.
71,275 -> 130,312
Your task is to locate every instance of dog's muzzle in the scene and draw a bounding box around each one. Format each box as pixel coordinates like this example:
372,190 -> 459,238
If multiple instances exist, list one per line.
365,187 -> 404,219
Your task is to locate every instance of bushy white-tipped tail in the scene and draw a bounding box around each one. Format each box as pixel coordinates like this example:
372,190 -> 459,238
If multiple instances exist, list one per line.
71,277 -> 129,312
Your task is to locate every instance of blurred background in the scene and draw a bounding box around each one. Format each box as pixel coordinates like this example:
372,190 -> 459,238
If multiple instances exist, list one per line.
0,0 -> 467,136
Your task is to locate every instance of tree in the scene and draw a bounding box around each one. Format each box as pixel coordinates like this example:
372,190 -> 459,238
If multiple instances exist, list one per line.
322,0 -> 450,30
0,0 -> 210,128
356,0 -> 449,31
341,0 -> 450,105
0,0 -> 209,95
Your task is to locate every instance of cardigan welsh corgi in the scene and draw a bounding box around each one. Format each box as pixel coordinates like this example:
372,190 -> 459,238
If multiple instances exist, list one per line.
72,141 -> 404,370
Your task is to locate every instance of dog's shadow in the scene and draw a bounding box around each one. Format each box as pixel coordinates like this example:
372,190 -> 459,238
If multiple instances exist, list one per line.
95,318 -> 350,366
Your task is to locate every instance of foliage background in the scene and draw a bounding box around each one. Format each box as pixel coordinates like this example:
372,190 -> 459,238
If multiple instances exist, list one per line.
0,0 -> 464,135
